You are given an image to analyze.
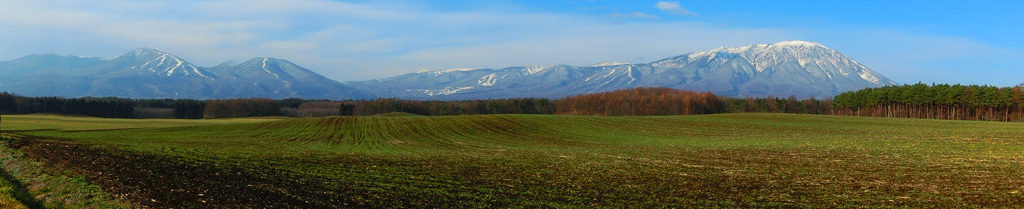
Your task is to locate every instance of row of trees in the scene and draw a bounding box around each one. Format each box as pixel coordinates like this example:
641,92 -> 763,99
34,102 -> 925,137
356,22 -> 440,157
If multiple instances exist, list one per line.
0,93 -> 210,119
0,89 -> 840,119
286,88 -> 738,117
5,83 -> 1023,122
555,87 -> 724,116
309,88 -> 831,117
132,99 -> 207,119
721,96 -> 833,115
833,83 -> 1024,121
203,98 -> 281,118
0,92 -> 134,118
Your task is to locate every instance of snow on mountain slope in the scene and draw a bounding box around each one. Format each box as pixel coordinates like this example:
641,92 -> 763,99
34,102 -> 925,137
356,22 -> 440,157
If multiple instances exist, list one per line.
207,57 -> 374,99
0,49 -> 373,99
349,40 -> 898,99
2,41 -> 894,100
113,48 -> 214,79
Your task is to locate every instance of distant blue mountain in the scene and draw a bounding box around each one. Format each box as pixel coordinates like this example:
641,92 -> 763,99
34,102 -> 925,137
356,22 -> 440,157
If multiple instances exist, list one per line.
0,48 -> 373,99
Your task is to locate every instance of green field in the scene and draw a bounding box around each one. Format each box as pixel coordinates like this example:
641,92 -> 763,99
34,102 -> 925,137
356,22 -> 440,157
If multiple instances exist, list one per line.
2,113 -> 1024,207
1,114 -> 281,131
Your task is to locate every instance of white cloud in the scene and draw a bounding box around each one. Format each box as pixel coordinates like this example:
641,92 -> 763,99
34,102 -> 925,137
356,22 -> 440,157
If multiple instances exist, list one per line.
655,1 -> 697,16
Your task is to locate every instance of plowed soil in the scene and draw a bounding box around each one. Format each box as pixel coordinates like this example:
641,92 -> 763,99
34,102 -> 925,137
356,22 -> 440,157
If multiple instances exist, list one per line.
18,139 -> 339,208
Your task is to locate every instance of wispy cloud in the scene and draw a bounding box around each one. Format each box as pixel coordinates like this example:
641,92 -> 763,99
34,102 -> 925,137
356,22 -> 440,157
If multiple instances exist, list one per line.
655,1 -> 697,16
610,12 -> 657,19
814,27 -> 1024,86
0,0 -> 1018,86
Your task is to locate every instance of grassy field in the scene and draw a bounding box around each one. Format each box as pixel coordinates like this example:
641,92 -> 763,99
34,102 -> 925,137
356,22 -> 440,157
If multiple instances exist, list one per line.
2,113 -> 1024,207
1,114 -> 281,131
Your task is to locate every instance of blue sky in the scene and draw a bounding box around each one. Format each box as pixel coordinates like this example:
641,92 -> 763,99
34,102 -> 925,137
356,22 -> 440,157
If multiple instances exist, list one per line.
1,0 -> 1021,86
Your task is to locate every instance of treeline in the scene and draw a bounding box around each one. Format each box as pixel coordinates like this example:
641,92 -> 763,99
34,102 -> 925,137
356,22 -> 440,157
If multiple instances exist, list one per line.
556,87 -> 724,116
307,87 -> 833,116
134,99 -> 206,119
131,98 -> 283,119
0,93 -> 208,119
0,92 -> 134,118
204,98 -> 281,118
720,95 -> 832,115
7,84 -> 1024,122
833,83 -> 1024,121
269,89 -> 831,117
1,88 -> 839,119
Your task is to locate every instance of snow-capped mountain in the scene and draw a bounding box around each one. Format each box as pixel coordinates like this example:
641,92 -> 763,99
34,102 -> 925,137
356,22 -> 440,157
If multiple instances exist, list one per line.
648,40 -> 895,96
105,48 -> 215,79
0,41 -> 895,100
207,57 -> 373,99
0,48 -> 373,99
347,40 -> 898,99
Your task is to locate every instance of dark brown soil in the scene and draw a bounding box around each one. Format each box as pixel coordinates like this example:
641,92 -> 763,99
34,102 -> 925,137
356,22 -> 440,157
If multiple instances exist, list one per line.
17,139 -> 343,208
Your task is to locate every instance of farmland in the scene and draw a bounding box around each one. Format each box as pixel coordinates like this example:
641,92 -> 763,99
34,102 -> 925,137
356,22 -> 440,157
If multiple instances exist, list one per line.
2,113 -> 1024,207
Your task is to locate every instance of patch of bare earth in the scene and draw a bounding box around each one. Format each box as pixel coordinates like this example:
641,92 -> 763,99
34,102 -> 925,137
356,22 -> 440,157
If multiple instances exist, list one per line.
18,139 -> 341,208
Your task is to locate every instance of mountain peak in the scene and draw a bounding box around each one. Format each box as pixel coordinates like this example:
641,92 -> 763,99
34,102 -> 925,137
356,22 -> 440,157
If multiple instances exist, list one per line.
675,40 -> 837,64
241,57 -> 298,65
120,48 -> 186,62
589,62 -> 630,67
769,40 -> 826,48
418,68 -> 480,74
127,47 -> 167,57
110,48 -> 214,79
704,40 -> 828,55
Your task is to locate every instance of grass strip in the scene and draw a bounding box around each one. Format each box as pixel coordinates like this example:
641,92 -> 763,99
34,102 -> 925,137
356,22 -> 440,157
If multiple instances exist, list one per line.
0,169 -> 32,209
0,133 -> 130,208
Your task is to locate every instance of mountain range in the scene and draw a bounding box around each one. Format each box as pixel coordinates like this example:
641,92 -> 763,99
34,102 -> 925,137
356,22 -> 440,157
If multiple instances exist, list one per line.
0,41 -> 897,100
0,48 -> 372,99
347,40 -> 898,99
